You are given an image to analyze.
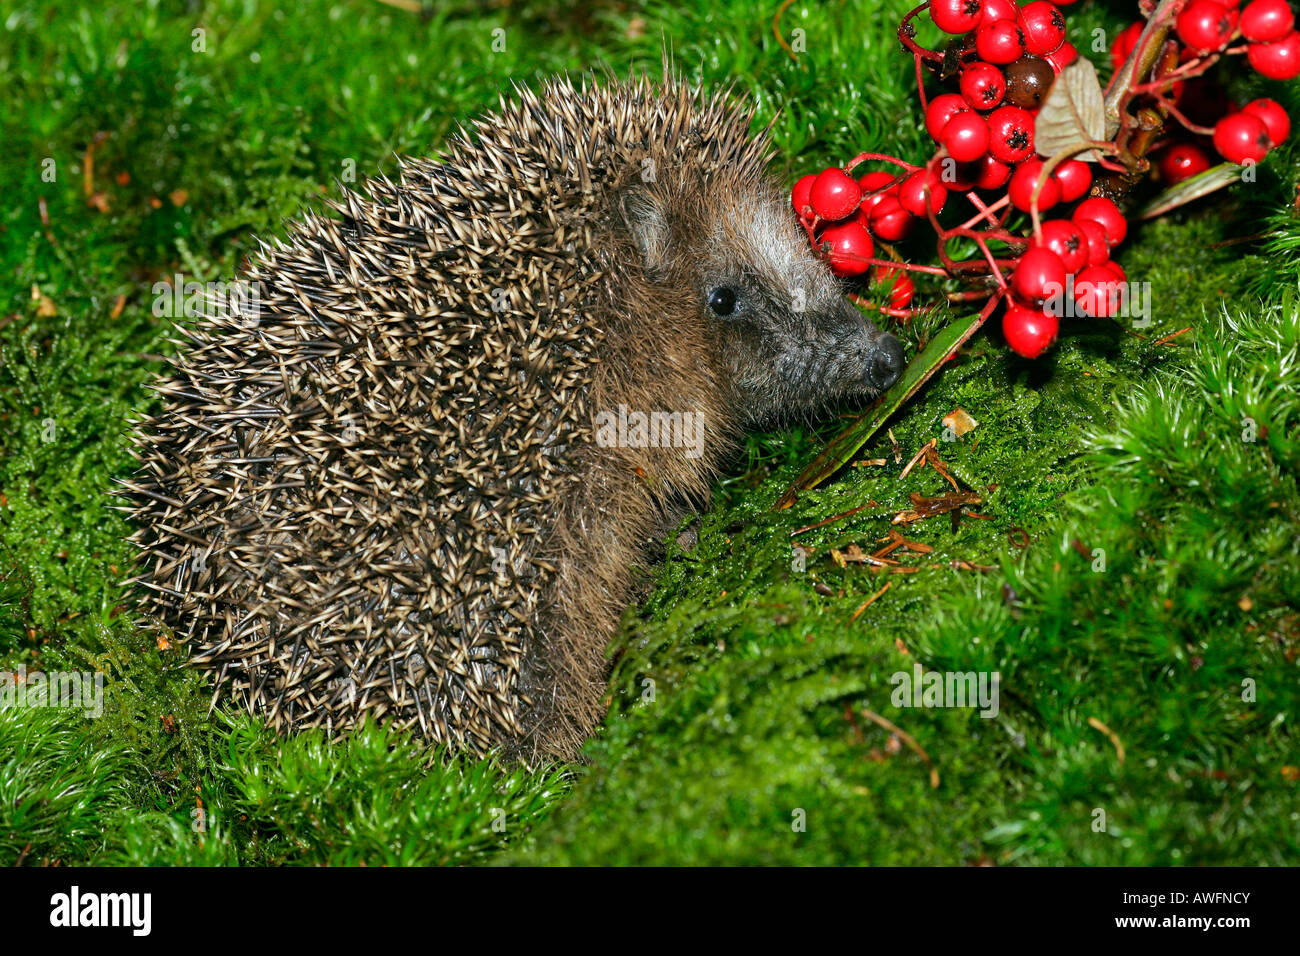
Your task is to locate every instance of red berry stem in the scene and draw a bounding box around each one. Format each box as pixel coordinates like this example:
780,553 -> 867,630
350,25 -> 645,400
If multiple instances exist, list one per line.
1128,47 -> 1223,97
1152,93 -> 1219,136
842,152 -> 921,174
975,238 -> 1012,289
913,45 -> 933,112
849,292 -> 929,321
899,3 -> 948,65
957,193 -> 1012,232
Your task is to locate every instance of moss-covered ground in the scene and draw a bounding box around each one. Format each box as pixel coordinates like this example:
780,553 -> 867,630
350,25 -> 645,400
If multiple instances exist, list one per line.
1,0 -> 1297,865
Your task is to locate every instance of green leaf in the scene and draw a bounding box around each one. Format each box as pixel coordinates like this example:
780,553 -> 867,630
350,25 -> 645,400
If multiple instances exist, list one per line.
1034,58 -> 1106,162
774,310 -> 986,508
1137,162 -> 1241,219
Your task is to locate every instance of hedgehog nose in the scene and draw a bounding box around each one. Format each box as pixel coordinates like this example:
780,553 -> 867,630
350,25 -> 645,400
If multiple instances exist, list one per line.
870,333 -> 905,390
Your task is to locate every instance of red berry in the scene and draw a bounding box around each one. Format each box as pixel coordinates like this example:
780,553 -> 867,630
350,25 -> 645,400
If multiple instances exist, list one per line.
1112,21 -> 1145,71
1053,159 -> 1092,202
810,168 -> 862,221
1176,0 -> 1239,53
976,18 -> 1026,64
942,111 -> 991,162
869,195 -> 913,242
1247,30 -> 1300,79
1002,302 -> 1059,357
1241,0 -> 1294,42
1076,218 -> 1111,267
858,170 -> 898,192
926,93 -> 970,141
1101,260 -> 1128,286
1242,98 -> 1291,145
819,219 -> 875,277
973,154 -> 1013,189
980,0 -> 1018,27
1074,197 -> 1128,246
792,174 -> 816,219
1031,219 -> 1088,274
1009,159 -> 1062,212
899,169 -> 949,217
931,0 -> 986,34
1157,141 -> 1213,183
1073,265 -> 1126,318
1213,112 -> 1272,163
1045,41 -> 1078,72
1013,247 -> 1068,305
1020,1 -> 1067,55
874,266 -> 916,310
960,62 -> 1006,110
986,105 -> 1035,163
857,171 -> 899,218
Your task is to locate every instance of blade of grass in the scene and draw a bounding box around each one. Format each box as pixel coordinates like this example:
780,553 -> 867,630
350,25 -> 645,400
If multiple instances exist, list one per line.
1137,162 -> 1240,219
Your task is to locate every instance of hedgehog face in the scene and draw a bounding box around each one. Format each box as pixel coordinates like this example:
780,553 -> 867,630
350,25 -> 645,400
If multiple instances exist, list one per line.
704,187 -> 905,426
622,181 -> 905,428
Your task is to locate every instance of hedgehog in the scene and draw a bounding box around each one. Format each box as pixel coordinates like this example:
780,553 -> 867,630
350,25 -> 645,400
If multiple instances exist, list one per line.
123,72 -> 905,764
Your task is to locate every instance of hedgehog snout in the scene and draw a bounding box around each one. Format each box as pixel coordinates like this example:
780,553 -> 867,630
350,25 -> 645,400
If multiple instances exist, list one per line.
866,333 -> 905,393
821,296 -> 904,395
830,307 -> 905,395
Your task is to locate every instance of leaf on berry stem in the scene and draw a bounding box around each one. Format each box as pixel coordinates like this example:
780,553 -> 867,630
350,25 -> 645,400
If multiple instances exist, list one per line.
1034,59 -> 1107,162
1137,162 -> 1241,219
774,310 -> 986,508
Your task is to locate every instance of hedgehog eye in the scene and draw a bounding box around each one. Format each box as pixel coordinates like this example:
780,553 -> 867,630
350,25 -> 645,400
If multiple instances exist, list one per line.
707,287 -> 738,317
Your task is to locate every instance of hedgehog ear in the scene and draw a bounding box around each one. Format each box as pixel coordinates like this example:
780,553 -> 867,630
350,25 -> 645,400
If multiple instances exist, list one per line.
615,186 -> 671,276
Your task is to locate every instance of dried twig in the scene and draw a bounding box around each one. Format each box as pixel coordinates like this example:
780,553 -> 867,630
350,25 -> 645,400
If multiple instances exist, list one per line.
850,582 -> 892,621
899,439 -> 936,480
1087,716 -> 1126,764
893,490 -> 982,525
772,0 -> 799,62
1152,326 -> 1193,347
790,501 -> 877,537
860,707 -> 940,788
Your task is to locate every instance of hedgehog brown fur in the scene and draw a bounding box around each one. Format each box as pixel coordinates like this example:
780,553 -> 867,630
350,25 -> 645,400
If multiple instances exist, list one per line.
123,71 -> 904,763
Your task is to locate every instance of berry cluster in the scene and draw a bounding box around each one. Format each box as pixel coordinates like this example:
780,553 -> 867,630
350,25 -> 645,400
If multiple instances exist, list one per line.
791,0 -> 1296,360
1112,0 -> 1296,178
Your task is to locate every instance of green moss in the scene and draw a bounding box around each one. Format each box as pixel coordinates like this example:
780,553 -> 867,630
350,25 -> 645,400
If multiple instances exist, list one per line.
106,716 -> 571,866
